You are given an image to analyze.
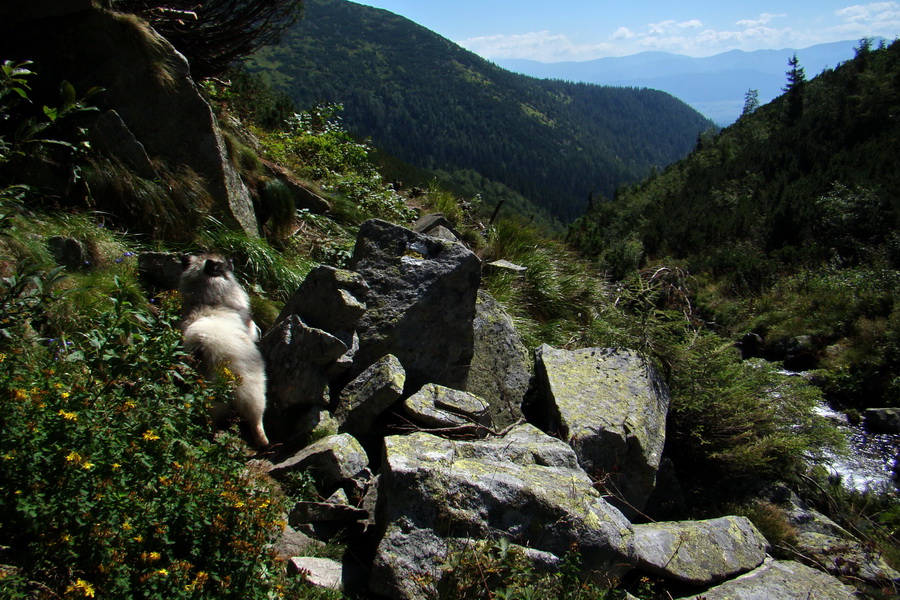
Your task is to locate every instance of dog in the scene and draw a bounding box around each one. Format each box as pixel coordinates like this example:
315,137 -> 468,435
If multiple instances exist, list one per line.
179,253 -> 268,449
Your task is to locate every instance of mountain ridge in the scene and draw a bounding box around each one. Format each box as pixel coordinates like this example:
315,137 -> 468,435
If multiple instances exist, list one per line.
499,39 -> 882,124
248,0 -> 715,223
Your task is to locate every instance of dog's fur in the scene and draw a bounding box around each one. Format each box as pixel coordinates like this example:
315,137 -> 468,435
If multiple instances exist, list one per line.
179,253 -> 268,449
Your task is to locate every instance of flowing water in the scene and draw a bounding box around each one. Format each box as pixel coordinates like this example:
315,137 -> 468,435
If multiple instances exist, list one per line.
814,402 -> 900,492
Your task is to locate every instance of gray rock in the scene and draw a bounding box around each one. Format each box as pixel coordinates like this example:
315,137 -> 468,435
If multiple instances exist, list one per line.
87,109 -> 156,178
287,557 -> 344,590
465,290 -> 530,429
403,383 -> 491,431
777,488 -> 900,588
272,523 -> 325,561
260,315 -> 346,412
4,4 -> 258,236
633,516 -> 767,585
369,424 -> 635,599
679,556 -> 858,600
275,265 -> 368,346
334,354 -> 406,435
348,219 -> 481,394
137,252 -> 183,291
269,433 -> 369,493
533,345 -> 670,517
413,213 -> 462,241
48,236 -> 93,270
863,408 -> 900,433
288,501 -> 368,526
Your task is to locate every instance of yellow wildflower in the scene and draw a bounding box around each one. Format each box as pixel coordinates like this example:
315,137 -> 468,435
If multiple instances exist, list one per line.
112,463 -> 121,470
12,389 -> 27,401
58,409 -> 77,421
142,430 -> 160,441
66,579 -> 96,598
60,391 -> 70,399
81,462 -> 95,470
65,451 -> 82,463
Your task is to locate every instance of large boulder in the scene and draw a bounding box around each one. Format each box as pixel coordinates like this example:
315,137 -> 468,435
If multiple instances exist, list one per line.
261,315 -> 348,409
369,424 -> 635,599
403,383 -> 491,432
633,516 -> 767,585
334,354 -> 406,438
269,433 -> 369,495
1,2 -> 258,236
679,556 -> 858,600
773,487 -> 900,589
274,265 -> 368,349
532,345 -> 670,517
863,407 -> 900,433
465,290 -> 530,429
347,219 -> 481,395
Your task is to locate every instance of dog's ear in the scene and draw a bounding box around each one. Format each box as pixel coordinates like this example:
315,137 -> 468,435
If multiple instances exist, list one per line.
181,254 -> 193,270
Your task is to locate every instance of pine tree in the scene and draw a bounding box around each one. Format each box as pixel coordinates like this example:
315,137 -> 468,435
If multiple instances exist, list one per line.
783,54 -> 806,123
741,89 -> 760,117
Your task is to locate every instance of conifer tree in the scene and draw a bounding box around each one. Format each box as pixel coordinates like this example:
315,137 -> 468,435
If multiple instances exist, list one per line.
741,89 -> 759,117
113,0 -> 304,79
783,54 -> 806,123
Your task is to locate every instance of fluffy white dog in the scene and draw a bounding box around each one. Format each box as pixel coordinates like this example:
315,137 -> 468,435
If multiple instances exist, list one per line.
179,253 -> 268,449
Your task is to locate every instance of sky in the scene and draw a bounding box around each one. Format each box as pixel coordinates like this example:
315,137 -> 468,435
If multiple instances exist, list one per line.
352,1 -> 900,62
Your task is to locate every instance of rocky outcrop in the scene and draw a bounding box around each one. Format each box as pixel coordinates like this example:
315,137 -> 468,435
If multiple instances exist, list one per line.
269,433 -> 369,495
679,556 -> 858,600
257,220 -> 857,599
634,516 -> 767,585
348,219 -> 481,394
369,424 -> 635,599
772,487 -> 900,590
1,1 -> 258,236
532,345 -> 670,517
334,354 -> 406,439
466,290 -> 530,429
403,383 -> 491,432
863,407 -> 900,433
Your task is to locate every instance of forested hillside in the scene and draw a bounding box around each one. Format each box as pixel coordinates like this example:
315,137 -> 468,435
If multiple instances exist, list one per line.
570,39 -> 900,408
247,0 -> 715,223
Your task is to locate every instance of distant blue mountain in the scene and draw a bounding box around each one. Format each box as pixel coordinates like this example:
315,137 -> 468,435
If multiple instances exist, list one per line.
498,40 -> 882,125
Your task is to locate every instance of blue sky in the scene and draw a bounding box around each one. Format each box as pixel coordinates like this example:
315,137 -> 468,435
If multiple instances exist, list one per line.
353,1 -> 900,61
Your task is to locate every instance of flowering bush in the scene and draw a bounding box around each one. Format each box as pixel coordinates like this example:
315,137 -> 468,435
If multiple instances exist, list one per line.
0,265 -> 324,599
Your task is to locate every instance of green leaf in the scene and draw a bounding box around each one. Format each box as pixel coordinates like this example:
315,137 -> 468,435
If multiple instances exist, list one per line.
60,80 -> 77,108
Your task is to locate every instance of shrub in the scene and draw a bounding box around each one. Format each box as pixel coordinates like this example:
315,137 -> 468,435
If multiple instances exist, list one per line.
0,264 -> 325,599
255,104 -> 417,225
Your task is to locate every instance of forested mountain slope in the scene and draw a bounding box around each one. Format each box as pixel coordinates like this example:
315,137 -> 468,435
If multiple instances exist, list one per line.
571,38 -> 900,272
247,0 -> 715,223
569,39 -> 900,407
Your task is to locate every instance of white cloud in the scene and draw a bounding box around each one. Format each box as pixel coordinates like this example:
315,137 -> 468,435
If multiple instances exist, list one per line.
458,31 -> 613,62
736,13 -> 786,28
832,2 -> 900,38
647,19 -> 703,35
835,2 -> 900,23
612,26 -> 636,40
461,3 -> 900,63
